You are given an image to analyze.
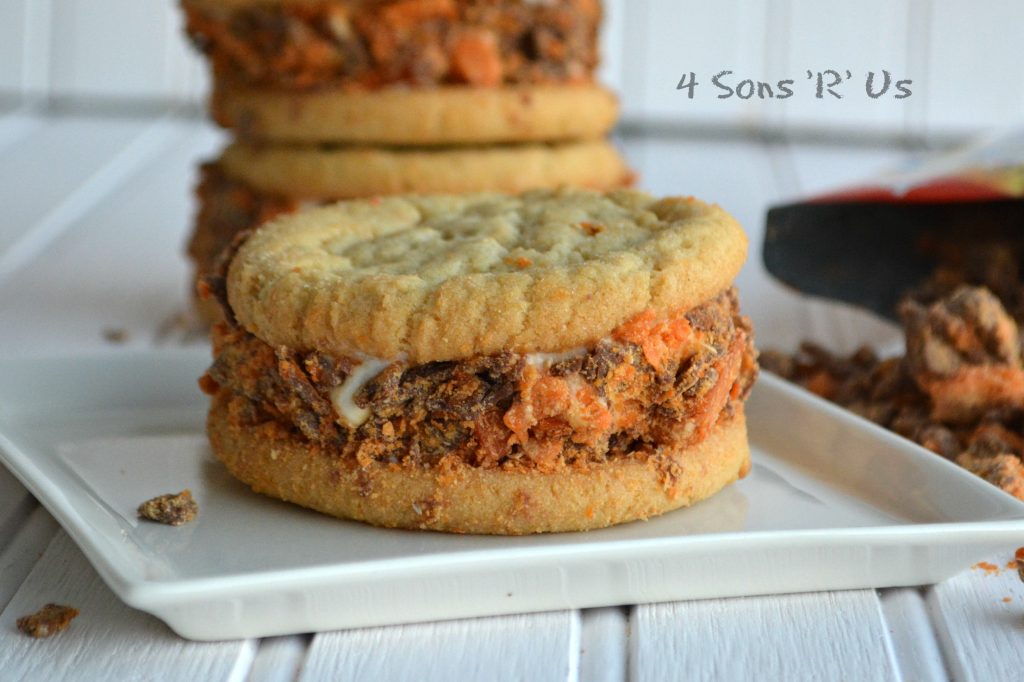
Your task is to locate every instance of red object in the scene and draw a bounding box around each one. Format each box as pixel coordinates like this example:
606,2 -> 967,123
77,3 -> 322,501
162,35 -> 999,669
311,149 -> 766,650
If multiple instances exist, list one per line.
812,176 -> 1010,204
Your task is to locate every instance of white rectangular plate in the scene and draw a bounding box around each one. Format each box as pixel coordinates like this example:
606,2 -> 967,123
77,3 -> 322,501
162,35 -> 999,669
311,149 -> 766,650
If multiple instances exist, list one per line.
1,349 -> 1022,640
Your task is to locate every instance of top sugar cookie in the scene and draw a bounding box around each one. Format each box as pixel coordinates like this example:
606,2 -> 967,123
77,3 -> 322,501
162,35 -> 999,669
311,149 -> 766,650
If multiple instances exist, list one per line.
226,188 -> 748,362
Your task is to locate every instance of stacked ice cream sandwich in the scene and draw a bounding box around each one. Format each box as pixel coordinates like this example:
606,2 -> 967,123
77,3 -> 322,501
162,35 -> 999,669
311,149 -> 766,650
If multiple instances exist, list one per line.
180,0 -> 632,322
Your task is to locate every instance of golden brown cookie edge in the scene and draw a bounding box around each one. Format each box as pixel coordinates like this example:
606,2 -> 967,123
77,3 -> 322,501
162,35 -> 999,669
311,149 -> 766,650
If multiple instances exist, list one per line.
212,82 -> 619,145
207,391 -> 750,535
219,139 -> 633,200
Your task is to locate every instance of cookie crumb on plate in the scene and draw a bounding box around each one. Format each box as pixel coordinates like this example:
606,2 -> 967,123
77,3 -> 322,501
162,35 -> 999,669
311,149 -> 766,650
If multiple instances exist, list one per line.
138,489 -> 198,526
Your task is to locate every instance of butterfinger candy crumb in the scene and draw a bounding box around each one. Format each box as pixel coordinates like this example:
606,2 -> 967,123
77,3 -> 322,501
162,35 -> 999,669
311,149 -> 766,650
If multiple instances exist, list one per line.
138,490 -> 198,526
579,221 -> 604,235
196,278 -> 214,299
1016,547 -> 1024,582
503,255 -> 532,268
973,561 -> 1000,575
17,604 -> 79,638
198,373 -> 220,395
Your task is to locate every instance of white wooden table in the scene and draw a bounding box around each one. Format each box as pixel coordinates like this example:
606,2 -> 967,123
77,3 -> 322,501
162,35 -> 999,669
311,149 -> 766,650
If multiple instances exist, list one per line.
0,108 -> 1022,681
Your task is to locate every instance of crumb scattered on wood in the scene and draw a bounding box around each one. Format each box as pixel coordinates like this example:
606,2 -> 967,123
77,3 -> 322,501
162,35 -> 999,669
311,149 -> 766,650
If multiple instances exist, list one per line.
102,327 -> 128,344
138,489 -> 198,526
17,603 -> 79,638
972,561 -> 1000,575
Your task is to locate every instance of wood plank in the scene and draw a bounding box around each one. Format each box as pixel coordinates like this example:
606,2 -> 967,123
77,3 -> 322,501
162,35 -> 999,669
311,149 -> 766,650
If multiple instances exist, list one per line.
0,107 -> 44,155
0,0 -> 51,96
0,1 -> 30,93
49,0 -> 183,101
924,3 -> 1024,138
611,0 -> 647,123
247,635 -> 311,682
0,505 -> 60,612
0,466 -> 34,552
165,1 -> 210,106
0,465 -> 30,523
631,591 -> 899,681
776,0 -> 913,136
878,588 -> 948,682
300,611 -> 578,682
0,114 -> 180,274
926,555 -> 1024,682
902,0 -> 931,141
597,0 -> 625,97
578,607 -> 627,682
0,532 -> 256,681
623,0 -> 770,128
0,120 -> 222,355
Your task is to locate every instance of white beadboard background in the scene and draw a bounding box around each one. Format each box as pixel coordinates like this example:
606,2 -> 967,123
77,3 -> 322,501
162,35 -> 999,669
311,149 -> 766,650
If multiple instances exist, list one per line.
1,0 -> 1022,140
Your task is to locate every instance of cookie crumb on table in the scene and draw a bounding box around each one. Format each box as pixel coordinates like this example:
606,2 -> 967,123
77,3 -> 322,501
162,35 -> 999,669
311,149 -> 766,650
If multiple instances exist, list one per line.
137,489 -> 198,526
16,603 -> 79,638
